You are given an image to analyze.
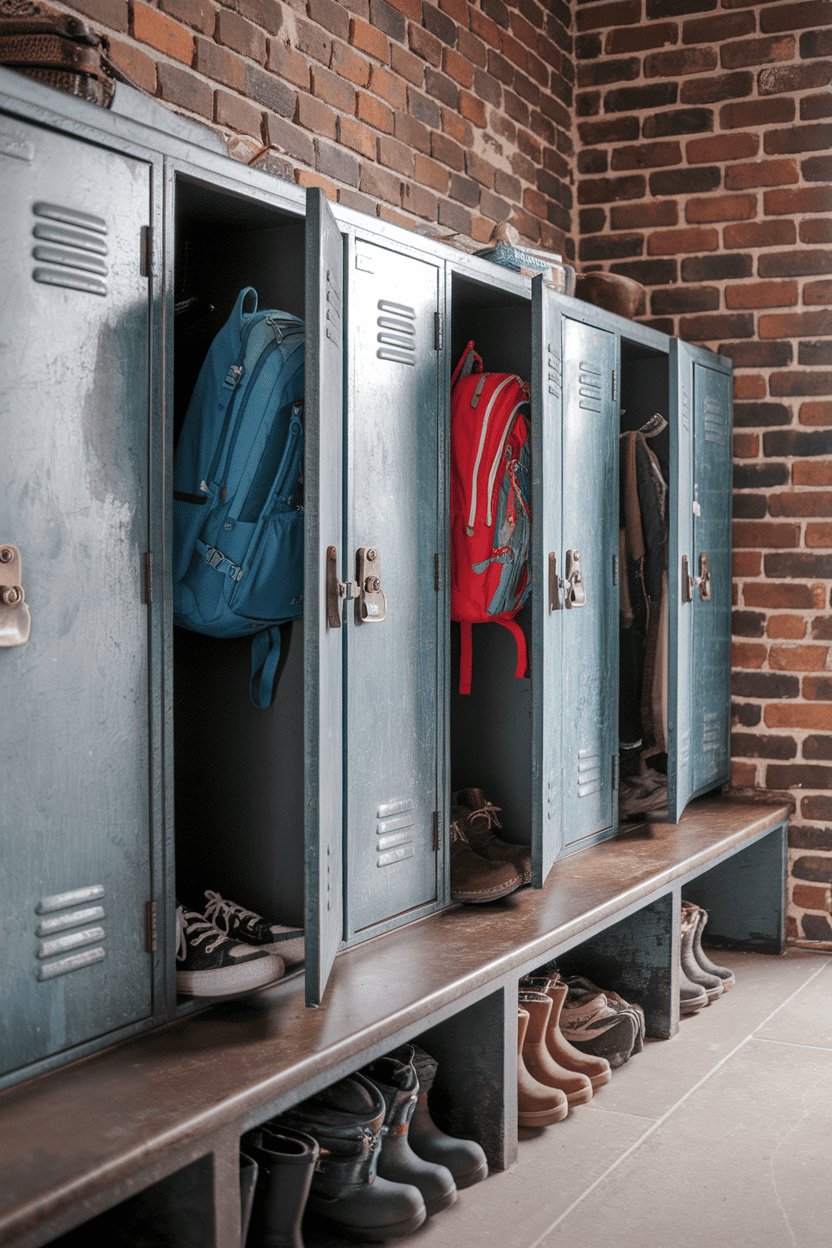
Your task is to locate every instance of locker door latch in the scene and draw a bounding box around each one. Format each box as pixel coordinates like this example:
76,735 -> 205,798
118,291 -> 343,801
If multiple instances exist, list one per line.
325,545 -> 355,628
695,552 -> 712,601
355,547 -> 387,622
564,548 -> 586,609
548,552 -> 562,612
0,545 -> 31,647
681,555 -> 693,604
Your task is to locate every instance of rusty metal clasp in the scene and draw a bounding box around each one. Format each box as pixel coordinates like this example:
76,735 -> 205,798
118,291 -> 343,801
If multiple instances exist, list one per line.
356,547 -> 387,622
564,548 -> 586,609
0,545 -> 31,647
696,552 -> 712,601
681,555 -> 693,604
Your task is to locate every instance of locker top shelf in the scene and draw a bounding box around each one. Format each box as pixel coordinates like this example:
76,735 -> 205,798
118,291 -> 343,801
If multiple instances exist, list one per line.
0,795 -> 789,1248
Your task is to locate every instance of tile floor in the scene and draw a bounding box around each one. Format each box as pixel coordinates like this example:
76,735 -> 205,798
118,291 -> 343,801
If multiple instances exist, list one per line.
308,949 -> 832,1248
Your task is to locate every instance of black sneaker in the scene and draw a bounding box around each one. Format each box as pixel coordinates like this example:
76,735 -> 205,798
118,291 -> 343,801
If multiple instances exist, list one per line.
176,905 -> 285,997
202,890 -> 305,966
559,979 -> 640,1068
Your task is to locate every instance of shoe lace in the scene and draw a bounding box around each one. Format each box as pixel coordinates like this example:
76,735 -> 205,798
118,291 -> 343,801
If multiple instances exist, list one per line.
468,801 -> 503,832
176,907 -> 232,960
449,819 -> 469,844
203,890 -> 260,933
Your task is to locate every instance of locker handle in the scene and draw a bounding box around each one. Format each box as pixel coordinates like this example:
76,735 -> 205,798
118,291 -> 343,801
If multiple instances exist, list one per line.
564,548 -> 586,609
696,552 -> 712,602
355,547 -> 387,623
0,545 -> 31,647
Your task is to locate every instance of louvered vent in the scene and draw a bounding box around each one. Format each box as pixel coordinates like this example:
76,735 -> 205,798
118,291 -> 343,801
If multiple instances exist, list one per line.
578,361 -> 602,413
32,201 -> 108,296
577,750 -> 602,799
376,300 -> 416,366
35,885 -> 106,981
704,393 -> 728,444
376,798 -> 415,867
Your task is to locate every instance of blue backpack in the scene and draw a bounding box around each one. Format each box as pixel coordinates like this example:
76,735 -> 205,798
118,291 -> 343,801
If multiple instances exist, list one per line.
173,287 -> 305,708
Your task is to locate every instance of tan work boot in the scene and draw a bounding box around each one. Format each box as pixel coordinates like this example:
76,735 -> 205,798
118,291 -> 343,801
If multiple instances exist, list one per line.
449,807 -> 522,904
453,788 -> 531,884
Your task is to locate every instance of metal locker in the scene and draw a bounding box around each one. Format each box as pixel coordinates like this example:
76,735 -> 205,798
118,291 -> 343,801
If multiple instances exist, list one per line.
0,114 -> 156,1078
667,340 -> 732,821
555,299 -> 619,855
343,237 -> 443,939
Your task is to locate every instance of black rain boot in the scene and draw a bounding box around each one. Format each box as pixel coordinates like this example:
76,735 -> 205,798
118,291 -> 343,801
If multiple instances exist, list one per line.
681,902 -> 723,1003
690,902 -> 736,989
241,1125 -> 319,1248
401,1045 -> 489,1189
362,1048 -> 458,1216
272,1072 -> 426,1242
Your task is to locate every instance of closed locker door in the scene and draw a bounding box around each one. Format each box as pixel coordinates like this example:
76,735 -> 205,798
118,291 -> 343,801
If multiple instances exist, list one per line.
559,316 -> 618,851
530,279 -> 564,883
0,116 -> 154,1077
691,354 -> 732,795
345,240 -> 441,935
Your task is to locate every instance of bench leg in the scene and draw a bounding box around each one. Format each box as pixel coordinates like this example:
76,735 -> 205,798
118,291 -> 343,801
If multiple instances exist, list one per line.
683,823 -> 787,954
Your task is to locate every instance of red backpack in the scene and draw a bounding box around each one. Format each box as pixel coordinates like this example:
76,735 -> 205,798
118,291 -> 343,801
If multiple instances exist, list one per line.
450,342 -> 532,694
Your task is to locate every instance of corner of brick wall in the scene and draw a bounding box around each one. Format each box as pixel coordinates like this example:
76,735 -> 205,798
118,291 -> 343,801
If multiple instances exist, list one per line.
574,0 -> 832,945
49,0 -> 575,257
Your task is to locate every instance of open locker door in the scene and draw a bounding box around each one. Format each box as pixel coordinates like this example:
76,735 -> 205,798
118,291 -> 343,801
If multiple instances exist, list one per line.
558,308 -> 619,854
691,347 -> 732,798
667,340 -> 697,822
304,188 -> 345,1006
530,277 -> 564,884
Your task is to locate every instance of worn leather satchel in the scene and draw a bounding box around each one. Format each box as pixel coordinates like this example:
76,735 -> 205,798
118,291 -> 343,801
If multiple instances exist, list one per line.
0,0 -> 117,107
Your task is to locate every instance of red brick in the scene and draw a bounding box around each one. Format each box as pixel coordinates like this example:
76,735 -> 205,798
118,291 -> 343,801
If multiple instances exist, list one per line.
648,227 -> 718,255
771,371 -> 832,397
352,17 -> 390,62
414,152 -> 449,193
801,402 -> 832,426
804,280 -> 832,306
770,645 -> 829,671
769,702 -> 832,729
390,43 -> 424,86
215,90 -> 263,139
765,122 -> 832,155
760,310 -> 832,338
331,41 -> 372,88
605,22 -> 677,54
311,66 -> 357,115
795,462 -> 832,486
269,42 -> 311,89
793,883 -> 830,910
459,90 -> 487,127
733,551 -> 763,576
804,674 -> 832,699
133,2 -> 194,64
686,194 -> 756,224
721,35 -> 795,70
611,200 -> 679,229
681,71 -> 754,106
683,11 -> 756,44
387,0 -> 421,17
744,582 -> 822,608
681,312 -> 754,340
725,159 -> 799,190
686,133 -> 758,164
807,522 -> 832,547
469,8 -> 502,52
767,616 -> 808,640
338,115 -> 376,159
761,1 -> 832,34
731,761 -> 758,787
733,432 -> 760,457
295,169 -> 337,198
576,0 -> 641,32
443,47 -> 474,89
216,10 -> 266,63
732,641 -> 768,668
360,162 -> 403,206
733,521 -> 800,549
734,375 -> 767,400
801,220 -> 832,245
770,491 -> 832,516
766,186 -> 832,216
370,65 -> 408,111
724,220 -> 797,249
357,92 -> 394,133
297,91 -> 338,139
721,98 -> 795,129
726,281 -> 799,309
646,46 -> 717,78
611,142 -> 682,170
108,37 -> 158,95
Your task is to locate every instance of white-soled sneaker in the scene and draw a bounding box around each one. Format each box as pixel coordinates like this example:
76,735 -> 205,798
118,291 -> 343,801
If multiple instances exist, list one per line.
176,905 -> 285,997
202,890 -> 305,966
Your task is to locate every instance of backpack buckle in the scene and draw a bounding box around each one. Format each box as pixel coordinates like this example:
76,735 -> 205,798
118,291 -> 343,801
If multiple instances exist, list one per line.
203,546 -> 244,581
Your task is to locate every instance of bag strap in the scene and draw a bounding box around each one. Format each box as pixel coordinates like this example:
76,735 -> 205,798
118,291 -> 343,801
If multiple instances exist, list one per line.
250,626 -> 282,709
458,618 -> 528,695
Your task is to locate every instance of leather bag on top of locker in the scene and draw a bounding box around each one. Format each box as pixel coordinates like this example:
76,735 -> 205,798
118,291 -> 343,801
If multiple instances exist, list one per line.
450,341 -> 531,695
172,287 -> 305,708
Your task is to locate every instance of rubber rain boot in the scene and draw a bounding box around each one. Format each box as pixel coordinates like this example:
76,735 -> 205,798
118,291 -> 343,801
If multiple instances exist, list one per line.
523,977 -> 612,1090
689,902 -> 735,990
681,902 -> 723,1002
517,1008 -> 568,1127
399,1044 -> 489,1189
518,991 -> 593,1106
242,1125 -> 319,1248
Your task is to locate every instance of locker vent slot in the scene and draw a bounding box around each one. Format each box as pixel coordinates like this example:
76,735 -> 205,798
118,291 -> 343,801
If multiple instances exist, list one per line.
577,362 -> 602,413
577,750 -> 602,798
679,726 -> 691,772
704,394 -> 728,444
326,267 -> 342,347
681,383 -> 691,432
702,711 -> 721,753
376,300 -> 416,366
547,774 -> 558,822
32,202 -> 109,296
35,886 -> 107,980
376,802 -> 415,866
547,343 -> 562,400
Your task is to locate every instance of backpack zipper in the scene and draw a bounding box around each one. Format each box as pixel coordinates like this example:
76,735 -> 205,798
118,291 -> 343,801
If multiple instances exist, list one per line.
485,402 -> 527,526
466,375 -> 516,535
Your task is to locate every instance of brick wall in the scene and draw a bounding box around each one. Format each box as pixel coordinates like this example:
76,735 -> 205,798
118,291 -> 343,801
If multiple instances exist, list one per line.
38,0 -> 832,946
48,0 -> 574,252
574,0 -> 832,946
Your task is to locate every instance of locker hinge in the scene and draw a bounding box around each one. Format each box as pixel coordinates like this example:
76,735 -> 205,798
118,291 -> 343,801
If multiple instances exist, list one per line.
611,369 -> 617,401
612,553 -> 617,586
140,225 -> 152,278
612,754 -> 618,792
434,553 -> 440,591
145,901 -> 157,953
432,811 -> 440,852
434,312 -> 442,352
144,551 -> 153,604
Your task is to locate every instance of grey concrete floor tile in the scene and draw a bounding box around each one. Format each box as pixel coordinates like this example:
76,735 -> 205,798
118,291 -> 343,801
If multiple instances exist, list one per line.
755,956 -> 832,1050
538,1035 -> 832,1248
582,950 -> 828,1121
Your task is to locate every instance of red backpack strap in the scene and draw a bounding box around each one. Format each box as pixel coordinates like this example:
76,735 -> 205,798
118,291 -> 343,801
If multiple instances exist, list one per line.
451,341 -> 483,389
500,618 -> 528,680
458,621 -> 473,695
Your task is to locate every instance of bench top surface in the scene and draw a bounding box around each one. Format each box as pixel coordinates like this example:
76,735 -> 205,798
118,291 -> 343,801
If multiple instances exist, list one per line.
1,795 -> 789,1242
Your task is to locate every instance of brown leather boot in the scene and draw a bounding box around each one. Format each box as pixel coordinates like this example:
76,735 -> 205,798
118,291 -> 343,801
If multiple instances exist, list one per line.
449,808 -> 522,904
523,976 -> 611,1090
452,788 -> 531,884
518,991 -> 593,1106
517,1008 -> 568,1127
